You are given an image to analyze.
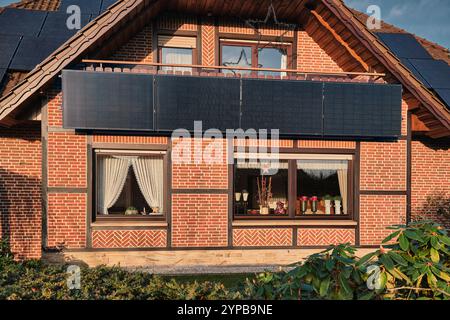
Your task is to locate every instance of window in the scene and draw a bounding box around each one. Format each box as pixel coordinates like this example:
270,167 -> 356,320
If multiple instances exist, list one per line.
95,151 -> 166,220
233,154 -> 353,220
158,35 -> 197,72
220,40 -> 291,75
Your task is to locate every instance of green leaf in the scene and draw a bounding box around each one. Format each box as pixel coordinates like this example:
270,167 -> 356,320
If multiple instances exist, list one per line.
440,236 -> 450,246
388,251 -> 408,267
426,271 -> 438,288
399,234 -> 409,251
404,230 -> 423,242
431,267 -> 450,282
430,248 -> 440,263
357,252 -> 378,267
358,292 -> 375,300
430,237 -> 441,250
339,273 -> 353,296
382,230 -> 401,244
319,277 -> 330,297
379,254 -> 395,271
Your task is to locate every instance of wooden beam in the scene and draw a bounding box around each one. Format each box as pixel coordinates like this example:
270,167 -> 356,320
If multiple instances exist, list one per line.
309,9 -> 369,72
411,114 -> 431,132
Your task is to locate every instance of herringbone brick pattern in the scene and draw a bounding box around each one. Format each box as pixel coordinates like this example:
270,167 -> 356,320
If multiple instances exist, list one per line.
233,229 -> 293,247
92,230 -> 167,248
201,19 -> 215,66
158,14 -> 197,31
297,228 -> 356,246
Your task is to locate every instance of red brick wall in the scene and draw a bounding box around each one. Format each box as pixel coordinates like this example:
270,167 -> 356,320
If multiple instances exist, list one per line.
360,140 -> 407,191
411,138 -> 450,228
233,228 -> 293,247
297,228 -> 356,246
92,230 -> 167,248
47,193 -> 86,248
0,123 -> 42,259
172,194 -> 228,247
360,195 -> 407,245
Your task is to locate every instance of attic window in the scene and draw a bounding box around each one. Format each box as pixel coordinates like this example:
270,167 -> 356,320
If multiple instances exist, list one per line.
158,35 -> 197,72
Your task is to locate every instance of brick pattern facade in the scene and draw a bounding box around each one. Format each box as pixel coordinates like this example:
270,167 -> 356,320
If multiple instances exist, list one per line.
360,195 -> 407,245
92,230 -> 167,248
233,228 -> 293,247
411,138 -> 450,228
201,18 -> 216,66
0,124 -> 42,259
298,140 -> 356,149
297,228 -> 356,246
172,194 -> 228,247
360,141 -> 407,191
112,25 -> 154,63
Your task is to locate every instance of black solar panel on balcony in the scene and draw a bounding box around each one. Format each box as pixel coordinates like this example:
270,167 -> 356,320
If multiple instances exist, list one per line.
10,36 -> 66,71
377,33 -> 432,59
0,8 -> 47,37
0,34 -> 21,69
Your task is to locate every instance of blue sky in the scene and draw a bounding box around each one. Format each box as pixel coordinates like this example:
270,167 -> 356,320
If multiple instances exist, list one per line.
1,0 -> 449,48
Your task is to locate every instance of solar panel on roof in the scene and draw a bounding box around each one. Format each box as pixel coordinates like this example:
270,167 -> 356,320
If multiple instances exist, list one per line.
435,89 -> 450,110
400,58 -> 432,88
10,36 -> 66,71
377,33 -> 432,59
0,8 -> 47,37
0,34 -> 21,68
100,0 -> 118,13
0,68 -> 7,86
59,0 -> 102,15
39,12 -> 92,39
408,59 -> 450,89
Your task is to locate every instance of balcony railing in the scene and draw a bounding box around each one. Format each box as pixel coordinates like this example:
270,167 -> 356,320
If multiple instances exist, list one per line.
62,64 -> 401,139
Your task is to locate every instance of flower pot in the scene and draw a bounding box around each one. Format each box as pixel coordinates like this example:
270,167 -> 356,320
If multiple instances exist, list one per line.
260,206 -> 270,215
324,200 -> 332,215
334,201 -> 341,215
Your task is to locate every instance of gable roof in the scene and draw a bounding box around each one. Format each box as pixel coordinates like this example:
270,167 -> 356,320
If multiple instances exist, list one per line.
0,0 -> 449,137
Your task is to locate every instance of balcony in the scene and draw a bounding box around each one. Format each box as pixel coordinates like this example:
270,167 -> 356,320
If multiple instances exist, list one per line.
62,61 -> 402,139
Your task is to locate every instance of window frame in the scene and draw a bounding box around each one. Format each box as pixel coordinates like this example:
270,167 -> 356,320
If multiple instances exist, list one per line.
219,40 -> 293,73
232,152 -> 355,221
157,34 -> 198,69
93,149 -> 169,222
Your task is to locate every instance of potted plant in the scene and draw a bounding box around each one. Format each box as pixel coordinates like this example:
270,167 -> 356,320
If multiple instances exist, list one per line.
333,196 -> 342,215
125,206 -> 138,216
311,196 -> 318,214
257,176 -> 272,215
323,195 -> 332,215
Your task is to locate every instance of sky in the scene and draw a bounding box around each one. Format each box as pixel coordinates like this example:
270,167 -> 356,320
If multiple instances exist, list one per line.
0,0 -> 449,48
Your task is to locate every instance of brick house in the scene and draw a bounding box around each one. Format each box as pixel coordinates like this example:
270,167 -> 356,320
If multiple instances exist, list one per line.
0,0 -> 449,267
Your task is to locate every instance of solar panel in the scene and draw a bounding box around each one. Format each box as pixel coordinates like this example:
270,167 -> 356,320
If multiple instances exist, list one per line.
0,68 -> 7,86
400,58 -> 432,88
323,82 -> 402,138
156,75 -> 241,131
10,36 -> 66,71
241,79 -> 323,136
63,70 -> 154,130
0,34 -> 22,68
435,89 -> 450,110
100,0 -> 118,13
59,0 -> 102,15
39,12 -> 92,39
408,59 -> 450,89
377,33 -> 432,59
0,8 -> 47,37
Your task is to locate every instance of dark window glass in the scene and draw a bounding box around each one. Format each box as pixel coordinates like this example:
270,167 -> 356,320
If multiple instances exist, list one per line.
221,45 -> 252,74
234,160 -> 289,217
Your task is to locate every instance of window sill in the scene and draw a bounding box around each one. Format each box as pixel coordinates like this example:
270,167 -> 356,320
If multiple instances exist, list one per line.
232,220 -> 358,227
91,220 -> 168,228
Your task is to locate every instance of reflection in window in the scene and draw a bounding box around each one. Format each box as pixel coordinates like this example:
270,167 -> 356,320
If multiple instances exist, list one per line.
97,155 -> 164,216
161,47 -> 193,72
258,47 -> 288,76
234,160 -> 289,217
221,45 -> 252,74
296,160 -> 349,216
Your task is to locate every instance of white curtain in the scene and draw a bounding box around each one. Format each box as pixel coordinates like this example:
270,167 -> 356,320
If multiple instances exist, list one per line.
281,53 -> 288,77
337,169 -> 348,214
131,158 -> 164,212
162,48 -> 193,73
297,160 -> 347,179
97,156 -> 131,215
